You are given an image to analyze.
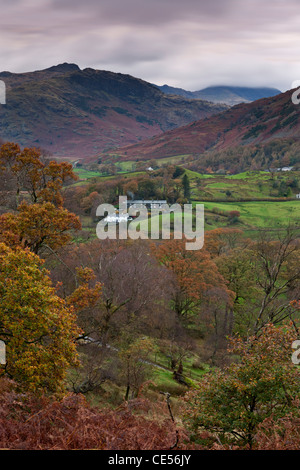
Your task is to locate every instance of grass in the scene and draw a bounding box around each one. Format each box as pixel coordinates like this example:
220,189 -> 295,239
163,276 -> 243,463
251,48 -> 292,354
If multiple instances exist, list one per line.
190,170 -> 300,201
99,154 -> 193,175
72,168 -> 147,185
148,353 -> 209,396
78,199 -> 299,240
115,161 -> 135,172
150,368 -> 187,396
71,166 -> 300,235
73,168 -> 102,179
199,200 -> 300,230
120,198 -> 299,234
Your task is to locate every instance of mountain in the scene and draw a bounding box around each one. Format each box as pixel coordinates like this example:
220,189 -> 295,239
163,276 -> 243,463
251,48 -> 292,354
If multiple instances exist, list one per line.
115,88 -> 300,160
155,84 -> 282,106
0,64 -> 227,159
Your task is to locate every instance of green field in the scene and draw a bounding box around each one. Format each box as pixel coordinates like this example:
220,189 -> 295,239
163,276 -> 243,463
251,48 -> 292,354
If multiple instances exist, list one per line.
200,200 -> 300,231
73,168 -> 103,179
74,162 -> 300,203
73,167 -> 146,184
106,153 -> 192,168
189,170 -> 300,201
73,164 -> 299,234
112,200 -> 299,235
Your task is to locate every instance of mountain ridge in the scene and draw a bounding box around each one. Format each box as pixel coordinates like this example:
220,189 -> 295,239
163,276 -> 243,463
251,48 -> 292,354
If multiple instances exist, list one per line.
0,63 -> 227,158
154,84 -> 282,106
115,88 -> 300,161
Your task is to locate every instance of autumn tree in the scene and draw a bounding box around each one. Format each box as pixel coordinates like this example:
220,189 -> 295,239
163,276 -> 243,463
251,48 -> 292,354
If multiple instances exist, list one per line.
228,210 -> 240,225
182,323 -> 300,449
66,267 -> 109,394
50,240 -> 176,393
152,238 -> 232,319
250,228 -> 300,335
62,240 -> 175,344
80,191 -> 103,217
0,243 -> 80,394
0,143 -> 81,257
0,142 -> 77,208
215,227 -> 300,337
0,201 -> 81,255
118,335 -> 157,400
216,248 -> 260,337
123,179 -> 138,199
204,227 -> 248,259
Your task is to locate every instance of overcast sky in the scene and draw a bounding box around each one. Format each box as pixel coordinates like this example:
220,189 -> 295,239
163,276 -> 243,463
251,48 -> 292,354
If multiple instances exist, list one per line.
0,0 -> 300,91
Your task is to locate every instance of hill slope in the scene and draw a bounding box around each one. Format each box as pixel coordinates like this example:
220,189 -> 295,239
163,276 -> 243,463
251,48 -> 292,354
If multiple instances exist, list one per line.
155,84 -> 281,106
0,64 -> 227,158
116,88 -> 300,160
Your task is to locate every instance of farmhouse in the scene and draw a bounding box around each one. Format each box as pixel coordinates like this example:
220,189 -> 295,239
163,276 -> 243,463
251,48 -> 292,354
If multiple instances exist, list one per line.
126,200 -> 167,210
277,166 -> 294,172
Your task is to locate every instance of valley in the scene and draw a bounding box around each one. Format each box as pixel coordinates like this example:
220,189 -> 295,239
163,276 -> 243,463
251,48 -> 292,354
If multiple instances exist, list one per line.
0,65 -> 299,451
71,161 -> 300,235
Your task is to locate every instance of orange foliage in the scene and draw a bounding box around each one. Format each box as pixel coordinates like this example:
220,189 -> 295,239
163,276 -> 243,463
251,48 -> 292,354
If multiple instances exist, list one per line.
0,201 -> 81,254
152,238 -> 233,316
0,379 -> 195,450
0,142 -> 77,207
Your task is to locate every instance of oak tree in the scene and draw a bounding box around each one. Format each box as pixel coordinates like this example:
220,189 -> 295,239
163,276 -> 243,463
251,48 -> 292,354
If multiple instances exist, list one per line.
0,243 -> 80,394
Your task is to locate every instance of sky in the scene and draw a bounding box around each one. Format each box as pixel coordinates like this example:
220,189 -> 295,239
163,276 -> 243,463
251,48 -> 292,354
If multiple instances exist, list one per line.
0,0 -> 300,91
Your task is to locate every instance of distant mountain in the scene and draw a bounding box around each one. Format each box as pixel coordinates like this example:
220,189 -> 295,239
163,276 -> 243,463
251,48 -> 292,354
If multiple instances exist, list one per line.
154,84 -> 281,106
116,88 -> 300,160
0,64 -> 227,158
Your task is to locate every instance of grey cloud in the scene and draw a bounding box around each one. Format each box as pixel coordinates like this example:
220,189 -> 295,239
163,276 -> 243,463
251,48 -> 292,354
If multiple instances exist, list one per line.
0,0 -> 300,91
45,0 -> 300,31
49,0 -> 236,26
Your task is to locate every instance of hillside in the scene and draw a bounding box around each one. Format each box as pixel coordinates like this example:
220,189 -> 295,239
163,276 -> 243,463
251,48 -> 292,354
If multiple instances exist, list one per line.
155,84 -> 281,106
115,88 -> 300,161
0,64 -> 227,159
